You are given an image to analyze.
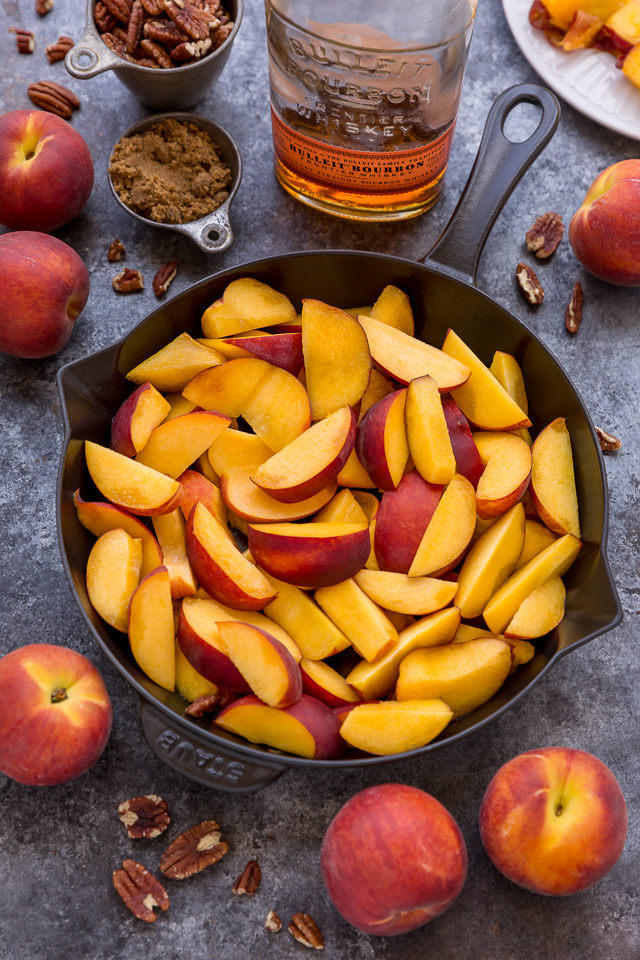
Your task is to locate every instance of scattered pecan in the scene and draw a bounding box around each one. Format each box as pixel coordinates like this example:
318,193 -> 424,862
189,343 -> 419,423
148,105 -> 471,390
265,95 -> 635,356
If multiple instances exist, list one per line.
516,262 -> 544,305
595,427 -> 621,451
525,211 -> 564,258
288,914 -> 324,950
9,28 -> 35,53
45,35 -> 74,62
28,80 -> 80,119
183,690 -> 235,716
143,18 -> 187,45
113,267 -> 144,292
265,910 -> 283,932
95,1 -> 118,31
35,0 -> 54,15
113,859 -> 170,923
232,860 -> 261,896
118,795 -> 171,839
102,0 -> 133,24
170,36 -> 211,59
126,0 -> 144,52
159,820 -> 229,880
565,281 -> 583,333
108,238 -> 125,262
140,37 -> 174,66
152,260 -> 178,296
163,0 -> 210,40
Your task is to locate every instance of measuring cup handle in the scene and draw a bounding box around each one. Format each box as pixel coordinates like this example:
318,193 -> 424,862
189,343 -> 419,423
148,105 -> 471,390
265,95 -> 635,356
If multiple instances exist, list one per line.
421,83 -> 561,286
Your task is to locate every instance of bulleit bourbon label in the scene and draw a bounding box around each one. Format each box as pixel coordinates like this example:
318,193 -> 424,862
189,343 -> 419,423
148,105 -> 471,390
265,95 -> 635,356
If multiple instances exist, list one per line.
271,108 -> 456,195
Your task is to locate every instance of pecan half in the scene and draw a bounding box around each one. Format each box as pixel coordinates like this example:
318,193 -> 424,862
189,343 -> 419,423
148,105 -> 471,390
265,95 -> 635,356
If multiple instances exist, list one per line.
28,80 -> 80,119
140,0 -> 165,13
101,31 -> 128,56
516,262 -> 544,305
113,859 -> 170,922
113,267 -> 144,292
118,795 -> 171,839
152,259 -> 178,297
265,910 -> 283,932
565,281 -> 583,333
595,427 -> 621,452
159,820 -> 229,879
232,860 -> 261,896
525,211 -> 564,258
170,36 -> 211,59
102,0 -> 133,24
45,35 -> 74,62
95,1 -> 118,31
10,27 -> 35,53
210,19 -> 233,44
163,0 -> 210,40
126,0 -> 144,52
183,690 -> 235,716
139,37 -> 174,66
143,18 -> 187,45
35,0 -> 54,15
108,238 -> 125,262
288,914 -> 324,949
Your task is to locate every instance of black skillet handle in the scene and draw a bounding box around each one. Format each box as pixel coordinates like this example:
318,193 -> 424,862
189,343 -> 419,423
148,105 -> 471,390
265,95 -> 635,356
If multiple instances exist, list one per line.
422,84 -> 561,285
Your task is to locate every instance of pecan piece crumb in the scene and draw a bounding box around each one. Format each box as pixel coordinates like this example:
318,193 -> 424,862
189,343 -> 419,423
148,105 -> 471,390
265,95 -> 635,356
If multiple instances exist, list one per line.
565,281 -> 583,333
232,859 -> 261,895
152,259 -> 178,297
525,211 -> 564,258
113,267 -> 144,293
108,238 -> 125,262
516,262 -> 544,305
46,35 -> 74,62
35,0 -> 54,15
10,28 -> 35,53
113,859 -> 170,922
159,820 -> 229,879
184,691 -> 234,716
288,914 -> 324,949
265,910 -> 282,932
595,427 -> 621,452
28,80 -> 80,119
118,795 -> 171,839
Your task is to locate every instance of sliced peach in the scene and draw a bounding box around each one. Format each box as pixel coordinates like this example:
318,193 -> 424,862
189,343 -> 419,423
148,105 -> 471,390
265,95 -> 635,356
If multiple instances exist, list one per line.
247,522 -> 370,589
151,509 -> 197,599
382,609 -> 416,633
215,693 -> 343,759
314,579 -> 398,663
162,392 -> 197,422
126,332 -> 225,392
85,441 -> 181,516
198,336 -> 252,360
369,284 -> 414,336
216,621 -> 302,708
453,624 -> 496,643
441,396 -> 485,488
111,383 -> 172,457
352,491 -> 379,521
251,406 -> 356,502
74,491 -> 163,578
221,332 -> 303,376
302,299 -> 372,420
489,351 -> 532,445
195,450 -> 220,486
483,534 -> 582,635
178,469 -> 228,534
135,410 -> 231,479
221,468 -> 336,522
405,375 -> 456,485
409,474 -> 477,577
313,489 -> 368,525
358,369 -> 395,422
504,637 -> 536,673
354,569 -> 457,616
201,278 -> 297,338
358,315 -> 470,390
356,389 -> 408,491
346,606 -> 460,701
396,638 -> 512,718
209,429 -> 273,477
336,448 -> 376,488
86,528 -> 142,632
365,520 -> 379,570
177,597 -> 250,692
374,471 -> 443,574
504,575 -> 566,639
455,504 -> 526,619
182,357 -> 271,416
530,418 -> 581,538
515,519 -> 558,570
562,8 -> 603,46
242,363 -> 312,452
192,597 -> 302,663
300,659 -> 361,708
473,432 -> 532,519
258,571 -> 351,660
339,699 -> 453,755
128,566 -> 176,691
175,640 -> 222,703
186,503 -> 276,610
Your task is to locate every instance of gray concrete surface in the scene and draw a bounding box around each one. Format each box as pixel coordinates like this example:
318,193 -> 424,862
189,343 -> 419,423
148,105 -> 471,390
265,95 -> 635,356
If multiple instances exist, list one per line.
0,0 -> 638,957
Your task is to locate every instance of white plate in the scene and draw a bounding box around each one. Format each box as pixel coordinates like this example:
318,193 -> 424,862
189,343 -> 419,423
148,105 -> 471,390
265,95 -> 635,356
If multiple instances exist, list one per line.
502,0 -> 640,140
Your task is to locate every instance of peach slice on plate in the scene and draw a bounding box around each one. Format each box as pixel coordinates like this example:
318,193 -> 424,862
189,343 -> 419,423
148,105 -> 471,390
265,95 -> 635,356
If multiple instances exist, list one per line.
177,597 -> 251,692
473,432 -> 532,519
301,299 -> 372,420
396,638 -> 512,718
186,503 -> 276,610
441,396 -> 485,488
300,659 -> 361,708
369,284 -> 414,336
178,469 -> 228,533
221,468 -> 336,522
515,519 -> 558,570
346,606 -> 460,701
336,448 -> 377,488
201,278 -> 297,338
405,375 -> 456,485
354,569 -> 457,616
216,622 -> 302,709
85,441 -> 181,516
314,579 -> 398,663
214,693 -> 343,759
135,410 -> 231,479
126,332 -> 225,392
374,471 -> 443,574
455,503 -> 526,620
313,489 -> 369,525
128,565 -> 176,692
247,521 -> 370,589
338,700 -> 453,755
504,575 -> 566,639
86,528 -> 142,632
530,418 -> 581,538
251,406 -> 356,503
209,429 -> 273,476
441,330 -> 532,430
358,369 -> 395,422
358,315 -> 470,391
356,389 -> 408,491
110,383 -> 172,457
151,508 -> 197,599
221,332 -> 303,376
489,351 -> 532,445
409,474 -> 477,577
74,491 -> 163,578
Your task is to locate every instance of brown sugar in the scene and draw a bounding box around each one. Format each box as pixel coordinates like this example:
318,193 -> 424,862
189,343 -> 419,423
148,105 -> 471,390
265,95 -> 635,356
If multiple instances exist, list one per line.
109,119 -> 232,224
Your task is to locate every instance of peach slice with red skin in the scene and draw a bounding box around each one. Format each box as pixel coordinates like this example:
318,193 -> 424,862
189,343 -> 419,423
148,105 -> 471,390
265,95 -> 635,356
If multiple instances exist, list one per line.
214,693 -> 344,759
175,639 -> 224,703
369,284 -> 414,337
356,389 -> 409,491
300,659 -> 361,708
216,622 -> 302,709
85,441 -> 181,516
530,418 -> 581,538
405,375 -> 456,485
177,598 -> 249,692
314,579 -> 398,663
178,469 -> 229,535
473,432 -> 532,519
374,471 -> 443,574
441,397 -> 484,488
221,332 -> 303,376
209,429 -> 273,477
135,410 -> 231,479
455,504 -> 526,620
247,521 -> 370,589
126,332 -> 225,392
241,363 -> 312,451
354,569 -> 458,616
338,700 -> 453,755
110,383 -> 171,457
504,575 -> 566,639
358,369 -> 394,422
74,490 -> 163,578
151,509 -> 197,599
86,528 -> 142,633
186,502 -> 276,610
201,278 -> 297,338
221,467 -> 336,522
408,474 -> 477,578
190,595 -> 302,663
128,565 -> 176,692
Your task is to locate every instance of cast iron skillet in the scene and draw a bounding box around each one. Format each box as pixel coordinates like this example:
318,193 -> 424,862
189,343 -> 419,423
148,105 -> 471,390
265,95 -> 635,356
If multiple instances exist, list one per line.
57,85 -> 622,793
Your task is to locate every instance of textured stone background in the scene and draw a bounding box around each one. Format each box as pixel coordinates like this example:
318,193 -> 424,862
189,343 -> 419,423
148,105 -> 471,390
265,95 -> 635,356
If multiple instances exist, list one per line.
0,0 -> 638,957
